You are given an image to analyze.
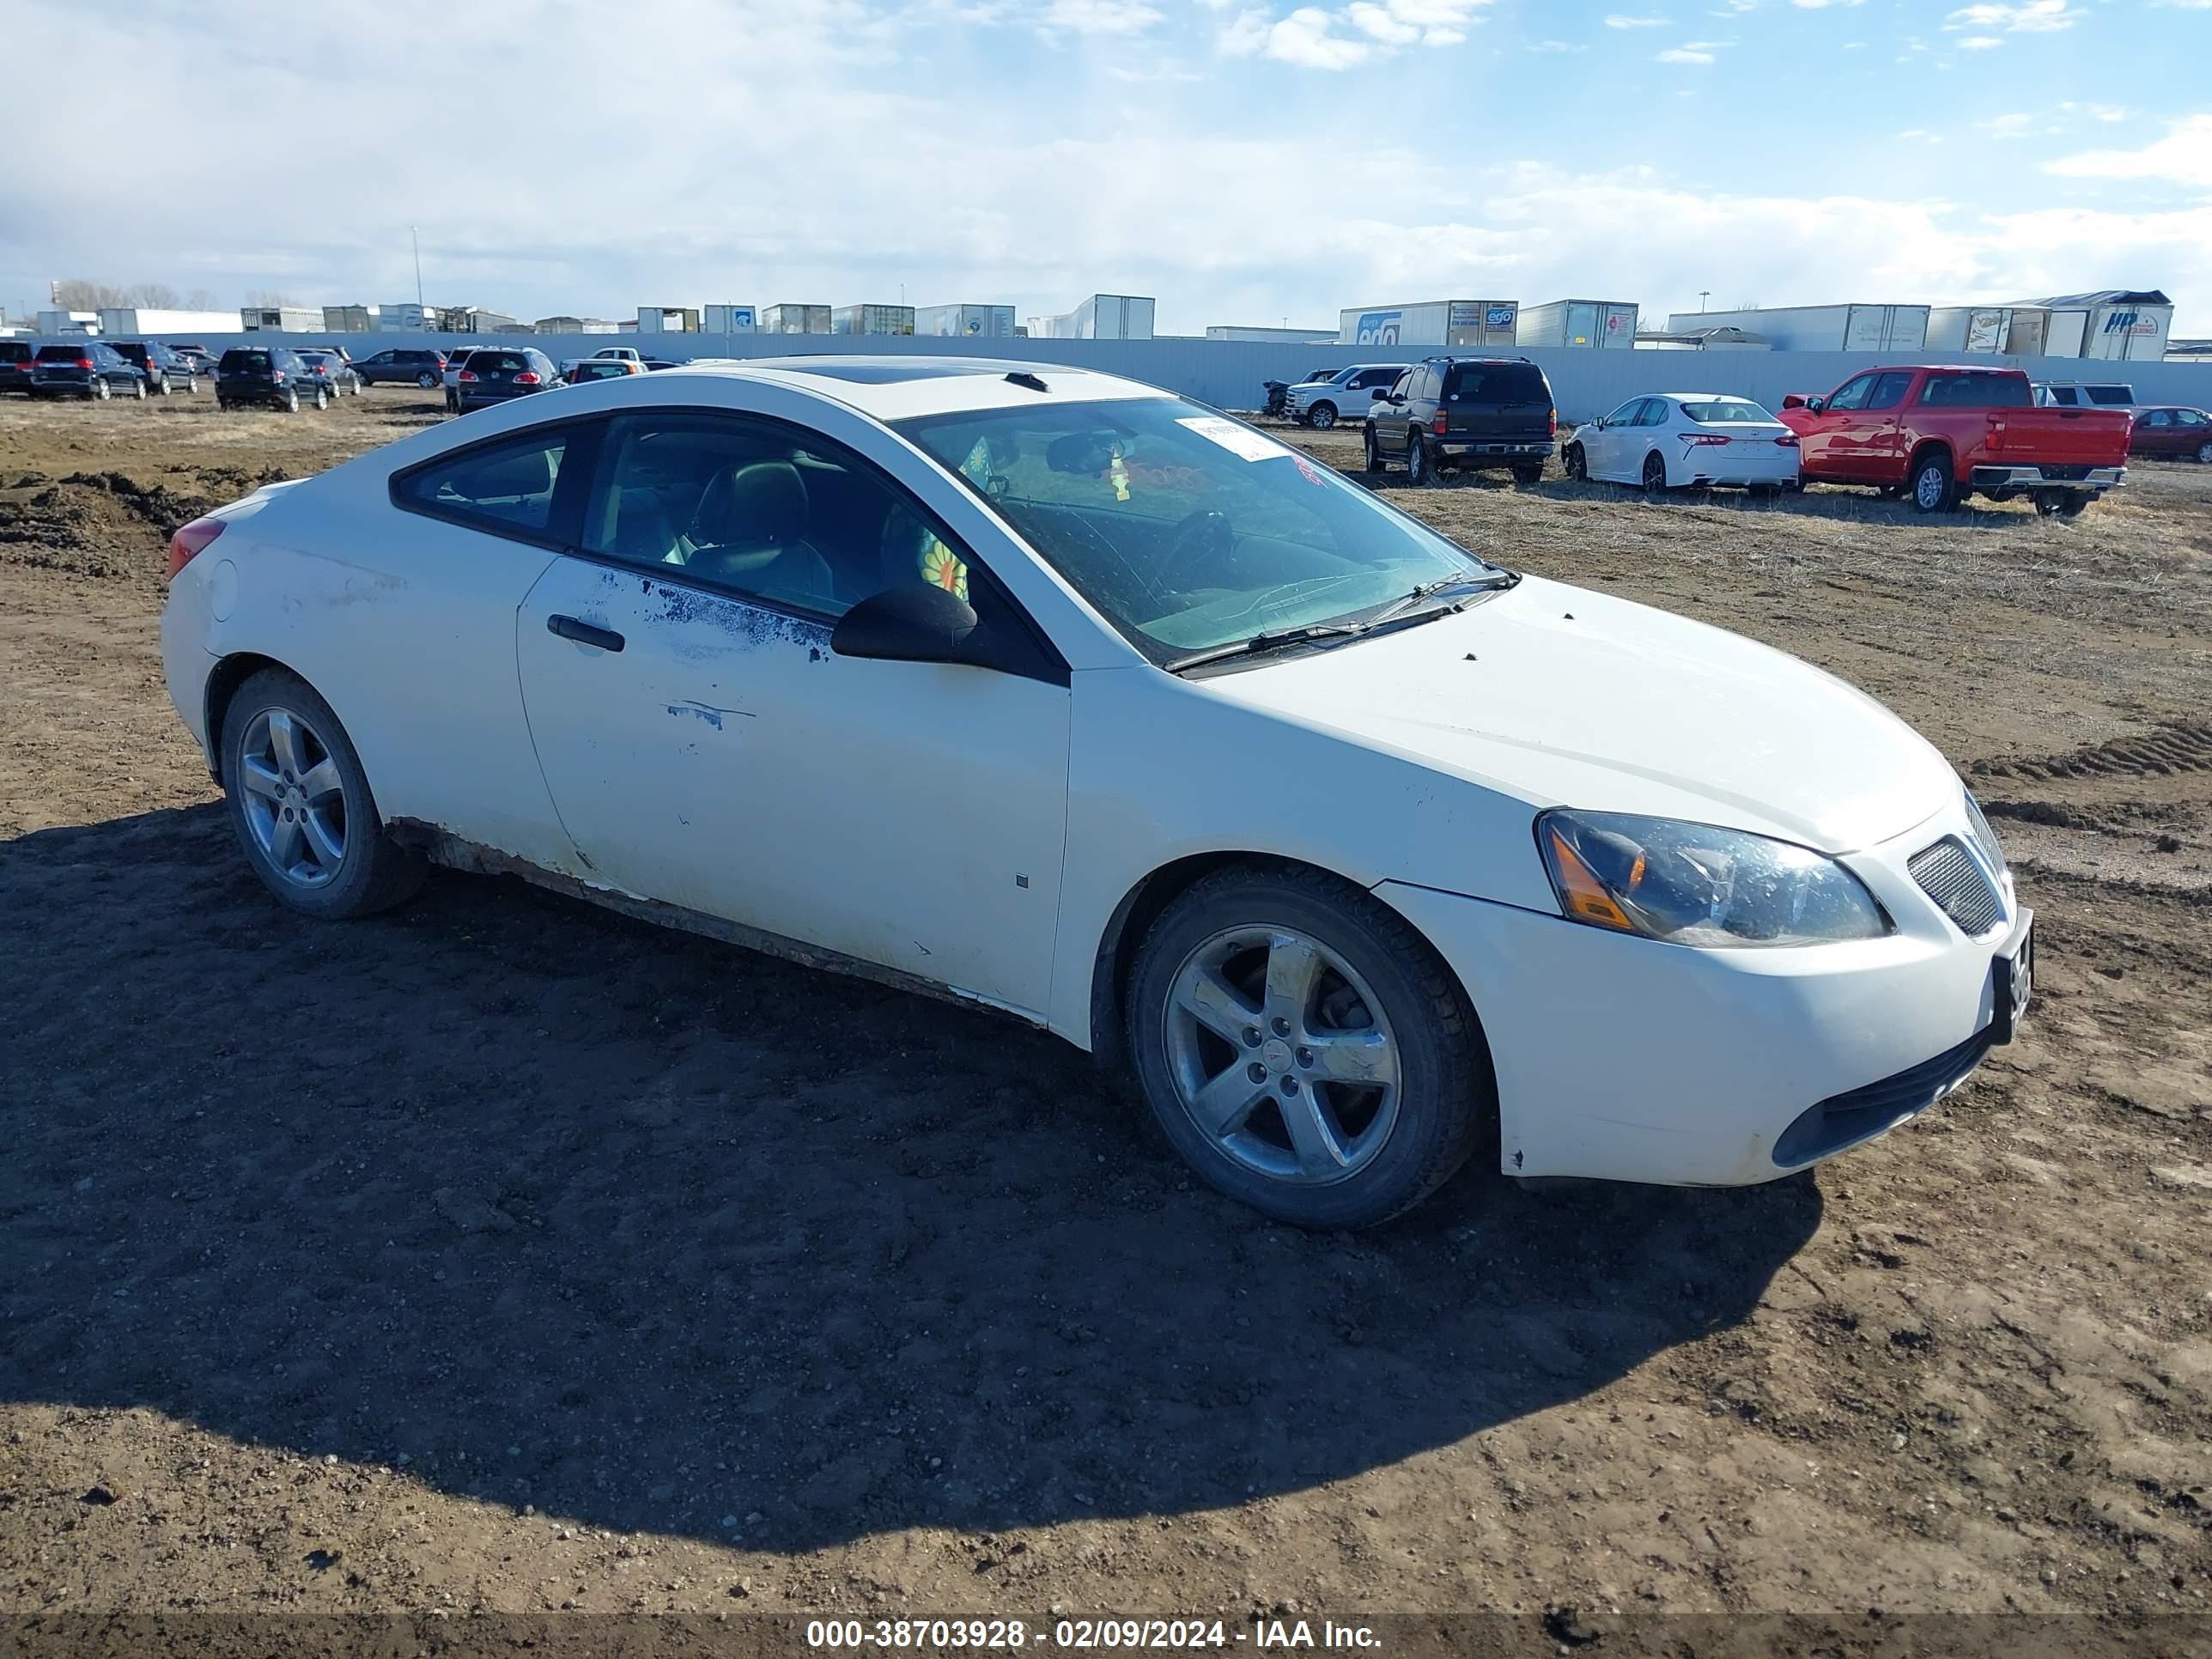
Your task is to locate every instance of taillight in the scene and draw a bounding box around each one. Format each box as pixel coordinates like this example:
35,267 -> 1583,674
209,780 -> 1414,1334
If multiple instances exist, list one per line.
167,516 -> 224,580
1774,434 -> 1799,447
1548,408 -> 1558,438
1681,433 -> 1730,447
76,357 -> 95,369
272,371 -> 286,383
626,362 -> 641,373
459,369 -> 477,382
514,371 -> 540,386
1431,411 -> 1448,436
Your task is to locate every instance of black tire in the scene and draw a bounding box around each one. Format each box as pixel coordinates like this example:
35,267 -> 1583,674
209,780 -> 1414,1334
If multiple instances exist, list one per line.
1563,443 -> 1586,481
2056,491 -> 2089,519
186,375 -> 198,394
1877,483 -> 1905,501
416,370 -> 438,389
1513,463 -> 1543,487
313,386 -> 330,410
1308,401 -> 1338,430
1126,864 -> 1490,1230
1406,431 -> 1431,486
155,373 -> 171,396
92,378 -> 112,402
1642,451 -> 1668,499
2197,441 -> 2212,465
1908,450 -> 1956,513
131,377 -> 146,400
218,668 -> 427,921
285,387 -> 301,414
1363,425 -> 1385,474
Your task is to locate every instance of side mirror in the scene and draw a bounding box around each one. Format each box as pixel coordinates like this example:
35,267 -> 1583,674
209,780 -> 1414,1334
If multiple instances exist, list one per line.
1804,396 -> 1826,415
830,583 -> 986,668
1593,417 -> 1607,430
1780,394 -> 1806,410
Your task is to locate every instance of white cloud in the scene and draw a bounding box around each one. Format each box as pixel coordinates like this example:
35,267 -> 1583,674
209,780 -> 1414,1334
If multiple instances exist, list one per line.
1255,5 -> 1373,66
1604,13 -> 1670,26
1041,0 -> 1161,28
1943,1 -> 2074,33
1955,33 -> 2002,47
1980,112 -> 2033,139
1527,37 -> 1585,50
1710,0 -> 1759,13
1789,0 -> 1863,9
1224,0 -> 1487,61
1657,44 -> 1715,60
2045,114 -> 2212,189
2057,100 -> 2128,123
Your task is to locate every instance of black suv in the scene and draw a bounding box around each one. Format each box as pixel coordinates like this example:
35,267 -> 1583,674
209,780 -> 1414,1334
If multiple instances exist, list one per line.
1364,356 -> 1557,486
216,345 -> 324,412
352,347 -> 447,388
105,340 -> 202,395
30,340 -> 148,401
0,341 -> 33,396
454,346 -> 557,413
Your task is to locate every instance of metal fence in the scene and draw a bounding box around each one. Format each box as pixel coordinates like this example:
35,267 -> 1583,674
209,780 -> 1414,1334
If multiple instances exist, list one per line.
166,331 -> 2211,422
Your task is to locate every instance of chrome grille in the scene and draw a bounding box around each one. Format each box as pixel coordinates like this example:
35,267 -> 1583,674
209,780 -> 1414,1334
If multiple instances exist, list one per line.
1910,837 -> 2003,936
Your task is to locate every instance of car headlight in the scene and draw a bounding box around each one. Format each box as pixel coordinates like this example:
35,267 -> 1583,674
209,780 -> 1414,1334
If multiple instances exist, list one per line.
1535,810 -> 1890,948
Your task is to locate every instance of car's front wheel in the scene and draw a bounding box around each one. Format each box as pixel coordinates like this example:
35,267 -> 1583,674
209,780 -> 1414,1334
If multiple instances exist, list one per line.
1307,401 -> 1338,430
220,669 -> 426,920
1127,865 -> 1489,1229
131,377 -> 146,399
1563,443 -> 1586,481
313,386 -> 330,410
1406,431 -> 1431,486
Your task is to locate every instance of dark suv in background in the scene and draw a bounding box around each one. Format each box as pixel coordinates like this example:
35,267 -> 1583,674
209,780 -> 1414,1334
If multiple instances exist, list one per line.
454,346 -> 557,414
30,341 -> 148,400
1364,356 -> 1558,486
353,347 -> 447,388
0,341 -> 33,396
216,345 -> 322,412
295,349 -> 362,398
105,340 -> 202,395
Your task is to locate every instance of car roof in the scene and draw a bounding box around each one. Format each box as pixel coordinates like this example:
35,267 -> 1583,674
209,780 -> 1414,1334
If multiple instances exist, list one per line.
656,356 -> 1170,421
1658,392 -> 1768,401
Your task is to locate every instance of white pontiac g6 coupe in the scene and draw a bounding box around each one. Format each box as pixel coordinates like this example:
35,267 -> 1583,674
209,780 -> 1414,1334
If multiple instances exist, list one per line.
161,358 -> 2033,1228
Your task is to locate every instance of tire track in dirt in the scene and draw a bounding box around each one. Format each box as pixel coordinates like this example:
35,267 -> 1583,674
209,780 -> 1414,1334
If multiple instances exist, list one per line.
1972,724 -> 2212,782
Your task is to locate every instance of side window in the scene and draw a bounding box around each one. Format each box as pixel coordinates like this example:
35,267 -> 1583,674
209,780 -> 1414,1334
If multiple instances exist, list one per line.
1602,398 -> 1643,427
2142,410 -> 2172,427
395,427 -> 571,540
579,412 -> 983,622
1387,371 -> 1412,400
1865,372 -> 1914,410
2178,410 -> 2208,428
1826,375 -> 1876,412
1638,399 -> 1669,428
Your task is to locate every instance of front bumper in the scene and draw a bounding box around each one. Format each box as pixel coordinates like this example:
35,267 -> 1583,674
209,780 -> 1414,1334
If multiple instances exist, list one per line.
1376,796 -> 2025,1187
1969,464 -> 2124,491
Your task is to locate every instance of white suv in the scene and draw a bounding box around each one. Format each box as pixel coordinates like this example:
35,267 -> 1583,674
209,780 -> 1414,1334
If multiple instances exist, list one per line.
1289,363 -> 1408,429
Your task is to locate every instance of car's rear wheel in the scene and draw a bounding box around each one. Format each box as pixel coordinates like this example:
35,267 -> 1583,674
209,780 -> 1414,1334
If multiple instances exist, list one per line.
313,386 -> 330,410
131,377 -> 146,399
1563,443 -> 1585,481
2039,490 -> 2090,519
1513,463 -> 1543,487
2197,441 -> 2212,465
220,669 -> 426,921
1363,426 -> 1385,474
284,387 -> 301,413
416,370 -> 438,389
1127,865 -> 1489,1229
186,375 -> 198,394
1406,432 -> 1431,486
155,373 -> 171,396
1643,451 -> 1668,498
92,378 -> 112,401
1909,452 -> 1956,513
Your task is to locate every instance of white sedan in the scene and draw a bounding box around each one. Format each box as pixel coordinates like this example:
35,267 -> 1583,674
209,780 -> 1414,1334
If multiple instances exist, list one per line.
161,358 -> 2031,1228
1564,392 -> 1802,494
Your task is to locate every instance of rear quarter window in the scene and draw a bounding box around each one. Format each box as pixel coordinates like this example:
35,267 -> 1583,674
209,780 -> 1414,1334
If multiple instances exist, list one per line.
393,428 -> 574,542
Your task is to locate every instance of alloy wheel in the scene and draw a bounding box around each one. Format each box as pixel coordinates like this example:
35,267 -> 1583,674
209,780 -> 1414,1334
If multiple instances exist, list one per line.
237,709 -> 349,889
1161,926 -> 1401,1186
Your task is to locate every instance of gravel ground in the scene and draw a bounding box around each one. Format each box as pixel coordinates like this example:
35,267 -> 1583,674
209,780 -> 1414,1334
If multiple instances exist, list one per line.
2,386 -> 2208,1657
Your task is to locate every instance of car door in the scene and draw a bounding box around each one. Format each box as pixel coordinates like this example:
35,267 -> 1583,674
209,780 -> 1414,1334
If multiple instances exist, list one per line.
1586,398 -> 1644,481
514,407 -> 1073,1018
1796,374 -> 1877,476
2172,409 -> 2210,459
2133,409 -> 2172,458
1852,370 -> 1915,479
1371,371 -> 1412,454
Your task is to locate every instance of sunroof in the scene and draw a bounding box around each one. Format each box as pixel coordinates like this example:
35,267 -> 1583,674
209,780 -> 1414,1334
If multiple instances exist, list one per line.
768,357 -> 1024,385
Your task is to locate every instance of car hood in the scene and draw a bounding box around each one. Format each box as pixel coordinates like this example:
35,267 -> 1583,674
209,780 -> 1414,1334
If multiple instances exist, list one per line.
1198,574 -> 1956,854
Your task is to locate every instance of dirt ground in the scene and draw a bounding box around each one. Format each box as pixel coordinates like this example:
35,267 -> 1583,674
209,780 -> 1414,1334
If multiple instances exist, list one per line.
2,386 -> 2209,1656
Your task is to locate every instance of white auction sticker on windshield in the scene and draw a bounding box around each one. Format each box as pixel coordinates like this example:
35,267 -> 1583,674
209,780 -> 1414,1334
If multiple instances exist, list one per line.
1177,416 -> 1292,464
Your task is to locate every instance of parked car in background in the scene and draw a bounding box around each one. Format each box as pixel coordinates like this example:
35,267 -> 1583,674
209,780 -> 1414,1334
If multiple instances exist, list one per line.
1288,363 -> 1407,429
2127,406 -> 2212,465
216,345 -> 323,413
640,358 -> 681,372
106,340 -> 203,395
442,349 -> 477,412
589,346 -> 642,363
2033,381 -> 2136,412
1364,356 -> 1556,485
561,357 -> 641,386
1780,365 -> 2132,516
354,348 -> 448,389
454,346 -> 557,413
0,341 -> 34,396
295,349 -> 362,398
31,340 -> 147,400
1562,392 -> 1801,495
171,345 -> 218,377
159,357 -> 2034,1229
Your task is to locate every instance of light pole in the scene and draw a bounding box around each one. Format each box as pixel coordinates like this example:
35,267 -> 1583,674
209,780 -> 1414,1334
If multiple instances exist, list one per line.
1698,290 -> 1711,313
412,227 -> 424,308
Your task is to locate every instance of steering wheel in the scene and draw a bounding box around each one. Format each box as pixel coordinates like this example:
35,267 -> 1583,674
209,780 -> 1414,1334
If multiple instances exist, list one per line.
1161,508 -> 1235,591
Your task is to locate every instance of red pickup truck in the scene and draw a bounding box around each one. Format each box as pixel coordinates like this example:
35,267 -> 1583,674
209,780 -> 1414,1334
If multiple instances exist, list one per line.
1778,364 -> 2131,517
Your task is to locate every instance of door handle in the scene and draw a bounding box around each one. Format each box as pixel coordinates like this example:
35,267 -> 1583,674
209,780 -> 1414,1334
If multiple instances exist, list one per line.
547,614 -> 625,653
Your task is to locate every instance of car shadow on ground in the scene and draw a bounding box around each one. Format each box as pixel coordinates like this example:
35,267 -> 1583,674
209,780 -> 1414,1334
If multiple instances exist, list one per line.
2,805 -> 1822,1552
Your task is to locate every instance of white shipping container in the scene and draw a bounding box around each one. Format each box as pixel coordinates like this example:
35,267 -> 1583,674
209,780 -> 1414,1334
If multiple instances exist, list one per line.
1337,301 -> 1518,349
636,307 -> 699,334
918,303 -> 1015,337
1925,307 -> 2050,356
95,307 -> 242,337
1662,303 -> 1929,353
1203,325 -> 1339,343
1517,300 -> 1639,349
703,305 -> 757,334
761,304 -> 832,335
833,304 -> 916,337
36,309 -> 100,334
240,307 -> 324,333
1069,295 -> 1155,339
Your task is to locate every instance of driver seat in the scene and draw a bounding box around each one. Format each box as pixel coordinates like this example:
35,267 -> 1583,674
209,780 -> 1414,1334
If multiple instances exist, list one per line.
685,461 -> 836,610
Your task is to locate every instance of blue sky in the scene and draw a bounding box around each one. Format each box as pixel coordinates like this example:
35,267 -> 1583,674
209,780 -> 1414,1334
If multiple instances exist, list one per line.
4,0 -> 2208,332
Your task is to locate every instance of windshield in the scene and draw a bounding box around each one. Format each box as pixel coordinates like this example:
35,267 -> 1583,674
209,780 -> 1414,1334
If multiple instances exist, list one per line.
1679,398 -> 1774,423
895,397 -> 1498,662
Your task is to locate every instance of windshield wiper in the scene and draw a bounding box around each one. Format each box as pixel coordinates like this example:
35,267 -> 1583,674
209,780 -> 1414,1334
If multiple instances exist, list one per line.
1362,570 -> 1521,628
1164,623 -> 1369,673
